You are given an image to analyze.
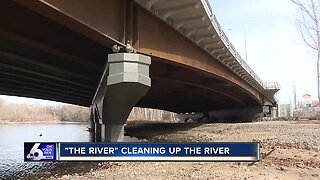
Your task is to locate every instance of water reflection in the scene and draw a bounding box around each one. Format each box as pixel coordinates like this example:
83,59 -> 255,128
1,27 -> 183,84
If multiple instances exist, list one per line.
0,123 -> 89,179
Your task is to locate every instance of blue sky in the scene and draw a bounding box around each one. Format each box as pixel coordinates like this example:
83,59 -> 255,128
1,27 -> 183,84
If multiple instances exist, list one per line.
210,0 -> 317,103
1,0 -> 317,105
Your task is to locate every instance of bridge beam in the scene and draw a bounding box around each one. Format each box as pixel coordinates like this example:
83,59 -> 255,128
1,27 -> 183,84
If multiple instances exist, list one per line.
90,53 -> 151,142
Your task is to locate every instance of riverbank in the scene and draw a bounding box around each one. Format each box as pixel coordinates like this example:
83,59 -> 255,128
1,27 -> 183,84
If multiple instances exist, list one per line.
17,120 -> 320,179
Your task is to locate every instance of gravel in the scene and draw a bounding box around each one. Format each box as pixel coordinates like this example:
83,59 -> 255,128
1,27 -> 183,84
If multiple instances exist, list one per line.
45,120 -> 320,179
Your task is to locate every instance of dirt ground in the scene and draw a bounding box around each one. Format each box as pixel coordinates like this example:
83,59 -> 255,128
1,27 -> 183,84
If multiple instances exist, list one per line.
47,120 -> 320,180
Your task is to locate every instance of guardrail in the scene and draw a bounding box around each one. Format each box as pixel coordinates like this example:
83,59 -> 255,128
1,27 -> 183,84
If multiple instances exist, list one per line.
203,0 -> 267,89
264,82 -> 281,89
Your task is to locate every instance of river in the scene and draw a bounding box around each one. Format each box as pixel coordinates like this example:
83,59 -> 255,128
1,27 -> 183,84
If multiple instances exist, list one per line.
0,123 -> 90,179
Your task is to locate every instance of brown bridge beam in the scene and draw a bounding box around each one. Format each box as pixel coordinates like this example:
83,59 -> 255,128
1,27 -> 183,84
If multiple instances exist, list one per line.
11,0 -> 267,108
14,0 -> 264,105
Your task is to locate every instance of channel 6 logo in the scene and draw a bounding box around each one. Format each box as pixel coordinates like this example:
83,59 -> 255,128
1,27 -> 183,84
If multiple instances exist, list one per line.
24,142 -> 57,161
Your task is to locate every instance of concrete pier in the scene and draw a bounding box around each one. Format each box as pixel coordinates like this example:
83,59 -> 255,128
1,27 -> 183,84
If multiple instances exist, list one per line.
95,123 -> 101,142
90,53 -> 151,142
104,124 -> 125,142
271,107 -> 277,118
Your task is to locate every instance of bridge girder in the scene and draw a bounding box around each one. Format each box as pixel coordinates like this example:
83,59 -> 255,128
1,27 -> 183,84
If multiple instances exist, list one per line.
0,0 -> 272,111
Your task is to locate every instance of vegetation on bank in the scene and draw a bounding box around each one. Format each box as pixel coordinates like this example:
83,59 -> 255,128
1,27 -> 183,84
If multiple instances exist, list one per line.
0,98 -> 178,123
0,98 -> 89,122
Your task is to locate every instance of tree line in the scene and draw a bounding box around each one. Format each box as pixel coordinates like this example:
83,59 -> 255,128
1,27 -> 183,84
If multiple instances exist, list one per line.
0,98 -> 177,123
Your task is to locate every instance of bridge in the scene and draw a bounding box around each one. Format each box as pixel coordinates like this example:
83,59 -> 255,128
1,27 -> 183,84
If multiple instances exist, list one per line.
0,0 -> 280,142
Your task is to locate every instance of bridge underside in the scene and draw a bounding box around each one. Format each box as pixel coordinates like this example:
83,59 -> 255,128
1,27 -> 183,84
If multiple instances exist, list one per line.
139,60 -> 259,113
0,0 -> 261,113
0,0 -> 276,141
0,32 -> 258,113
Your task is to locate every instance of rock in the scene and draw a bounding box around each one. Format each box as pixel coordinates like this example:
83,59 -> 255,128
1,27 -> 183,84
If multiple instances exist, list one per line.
279,166 -> 288,171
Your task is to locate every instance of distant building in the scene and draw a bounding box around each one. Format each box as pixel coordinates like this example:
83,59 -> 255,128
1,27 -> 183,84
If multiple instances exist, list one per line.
280,104 -> 291,117
311,100 -> 319,107
302,94 -> 312,108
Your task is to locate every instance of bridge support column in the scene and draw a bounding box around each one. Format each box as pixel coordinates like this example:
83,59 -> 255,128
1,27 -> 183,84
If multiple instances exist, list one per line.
89,110 -> 96,142
95,122 -> 102,142
90,53 -> 151,142
271,107 -> 277,118
103,124 -> 125,142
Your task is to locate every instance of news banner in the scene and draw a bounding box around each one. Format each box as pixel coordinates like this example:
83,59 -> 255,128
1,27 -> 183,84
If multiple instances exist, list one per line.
24,142 -> 259,162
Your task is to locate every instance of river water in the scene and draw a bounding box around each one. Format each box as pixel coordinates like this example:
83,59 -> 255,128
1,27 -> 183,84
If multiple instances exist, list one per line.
0,123 -> 90,179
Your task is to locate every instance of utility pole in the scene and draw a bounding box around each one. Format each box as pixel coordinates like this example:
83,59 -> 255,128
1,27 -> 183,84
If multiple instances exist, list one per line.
293,86 -> 297,111
228,28 -> 248,63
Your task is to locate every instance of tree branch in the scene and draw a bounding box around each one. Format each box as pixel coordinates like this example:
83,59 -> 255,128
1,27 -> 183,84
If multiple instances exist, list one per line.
291,0 -> 320,51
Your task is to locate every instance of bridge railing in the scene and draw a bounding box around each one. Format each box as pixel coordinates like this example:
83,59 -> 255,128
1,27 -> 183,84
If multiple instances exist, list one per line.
203,0 -> 266,88
264,82 -> 281,89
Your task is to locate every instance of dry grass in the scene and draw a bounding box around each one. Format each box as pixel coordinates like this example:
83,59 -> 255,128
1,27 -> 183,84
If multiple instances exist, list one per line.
0,98 -> 177,123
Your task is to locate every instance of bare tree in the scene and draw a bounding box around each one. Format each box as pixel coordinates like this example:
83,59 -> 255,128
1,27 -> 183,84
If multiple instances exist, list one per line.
291,0 -> 320,100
